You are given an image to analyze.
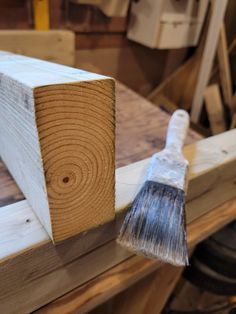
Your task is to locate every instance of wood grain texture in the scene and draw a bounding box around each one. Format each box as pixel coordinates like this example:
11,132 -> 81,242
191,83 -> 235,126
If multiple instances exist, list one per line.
148,37 -> 204,111
116,129 -> 236,216
191,0 -> 228,123
217,24 -> 233,110
2,77 -> 235,314
0,82 -> 200,208
35,80 -> 115,241
116,83 -> 200,167
112,265 -> 183,314
0,52 -> 115,242
147,10 -> 212,112
0,238 -> 132,314
204,84 -> 226,134
1,129 -> 236,313
36,197 -> 236,314
0,30 -> 75,66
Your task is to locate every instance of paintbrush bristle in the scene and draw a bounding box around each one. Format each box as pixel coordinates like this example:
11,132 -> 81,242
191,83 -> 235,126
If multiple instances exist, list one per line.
117,181 -> 189,266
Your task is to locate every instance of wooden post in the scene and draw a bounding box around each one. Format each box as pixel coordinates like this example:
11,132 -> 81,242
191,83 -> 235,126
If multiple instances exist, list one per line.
0,30 -> 75,66
0,51 -> 115,243
204,84 -> 226,134
191,0 -> 228,123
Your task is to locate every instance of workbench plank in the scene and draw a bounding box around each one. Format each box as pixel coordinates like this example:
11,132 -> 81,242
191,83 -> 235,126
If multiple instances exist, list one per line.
1,129 -> 236,314
36,197 -> 236,314
116,83 -> 201,167
2,124 -> 234,262
0,82 -> 202,314
112,264 -> 184,314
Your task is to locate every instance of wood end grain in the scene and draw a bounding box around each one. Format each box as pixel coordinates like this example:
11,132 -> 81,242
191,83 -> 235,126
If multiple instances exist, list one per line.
34,79 -> 115,242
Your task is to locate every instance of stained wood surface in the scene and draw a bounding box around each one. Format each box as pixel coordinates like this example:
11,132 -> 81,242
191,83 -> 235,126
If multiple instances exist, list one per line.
36,197 -> 236,314
0,52 -> 115,243
0,82 -> 202,314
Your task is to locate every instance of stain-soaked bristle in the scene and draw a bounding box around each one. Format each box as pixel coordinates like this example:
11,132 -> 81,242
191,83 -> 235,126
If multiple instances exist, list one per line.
117,181 -> 189,266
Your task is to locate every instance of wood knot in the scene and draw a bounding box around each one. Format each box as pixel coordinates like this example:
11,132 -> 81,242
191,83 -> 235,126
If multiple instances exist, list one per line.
62,176 -> 69,183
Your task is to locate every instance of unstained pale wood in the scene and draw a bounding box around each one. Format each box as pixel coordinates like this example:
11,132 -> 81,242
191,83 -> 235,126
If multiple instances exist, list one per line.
0,52 -> 115,242
204,84 -> 226,134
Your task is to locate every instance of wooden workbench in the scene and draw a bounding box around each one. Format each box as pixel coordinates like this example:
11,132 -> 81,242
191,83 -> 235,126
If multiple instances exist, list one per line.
1,82 -> 236,314
0,82 -> 200,206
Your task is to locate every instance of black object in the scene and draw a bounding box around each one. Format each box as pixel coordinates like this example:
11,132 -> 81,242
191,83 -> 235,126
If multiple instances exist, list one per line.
184,221 -> 236,296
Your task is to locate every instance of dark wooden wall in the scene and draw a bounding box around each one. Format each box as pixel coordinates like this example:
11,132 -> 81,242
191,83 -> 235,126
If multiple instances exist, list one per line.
0,0 -> 235,95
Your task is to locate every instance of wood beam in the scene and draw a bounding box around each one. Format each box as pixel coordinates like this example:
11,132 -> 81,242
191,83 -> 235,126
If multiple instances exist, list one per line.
0,52 -> 115,242
191,0 -> 228,123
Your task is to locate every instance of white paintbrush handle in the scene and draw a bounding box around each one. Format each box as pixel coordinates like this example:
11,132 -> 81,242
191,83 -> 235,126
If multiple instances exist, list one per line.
165,110 -> 190,153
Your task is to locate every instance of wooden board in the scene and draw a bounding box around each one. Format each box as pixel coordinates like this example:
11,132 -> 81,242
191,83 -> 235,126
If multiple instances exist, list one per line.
0,30 -> 75,66
148,43 -> 203,111
116,129 -> 236,215
36,197 -> 236,314
191,0 -> 228,123
1,129 -> 236,313
204,84 -> 226,134
0,52 -> 115,242
0,82 -> 200,207
217,24 -> 233,110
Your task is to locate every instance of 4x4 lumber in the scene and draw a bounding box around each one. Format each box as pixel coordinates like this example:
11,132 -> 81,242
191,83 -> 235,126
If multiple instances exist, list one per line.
1,129 -> 236,313
0,51 -> 115,242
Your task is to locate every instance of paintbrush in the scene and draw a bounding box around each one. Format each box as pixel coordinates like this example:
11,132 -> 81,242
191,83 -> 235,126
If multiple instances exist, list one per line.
117,109 -> 190,266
